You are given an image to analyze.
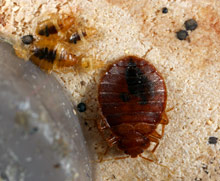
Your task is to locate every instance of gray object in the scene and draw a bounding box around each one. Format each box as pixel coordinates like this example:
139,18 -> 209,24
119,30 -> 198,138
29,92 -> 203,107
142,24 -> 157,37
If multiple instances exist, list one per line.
0,42 -> 92,181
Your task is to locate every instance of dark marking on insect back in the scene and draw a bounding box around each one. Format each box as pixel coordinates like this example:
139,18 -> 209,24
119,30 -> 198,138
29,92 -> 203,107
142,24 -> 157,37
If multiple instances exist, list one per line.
34,48 -> 56,62
125,58 -> 154,105
120,92 -> 130,102
39,25 -> 58,37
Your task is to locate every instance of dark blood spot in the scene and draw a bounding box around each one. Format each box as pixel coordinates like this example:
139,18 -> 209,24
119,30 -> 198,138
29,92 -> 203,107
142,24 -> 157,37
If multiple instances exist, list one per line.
84,121 -> 88,126
208,137 -> 218,144
120,92 -> 130,102
77,102 -> 86,112
125,59 -> 154,105
185,19 -> 198,31
69,33 -> 81,44
176,30 -> 188,40
21,35 -> 34,44
162,7 -> 168,14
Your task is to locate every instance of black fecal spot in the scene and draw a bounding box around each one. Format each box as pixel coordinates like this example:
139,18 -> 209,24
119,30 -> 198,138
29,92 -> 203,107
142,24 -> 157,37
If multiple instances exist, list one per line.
162,7 -> 168,14
34,48 -> 56,62
69,33 -> 81,44
176,30 -> 188,40
39,25 -> 57,37
208,137 -> 218,144
77,102 -> 86,112
125,59 -> 154,105
21,35 -> 34,44
120,92 -> 130,102
185,19 -> 198,31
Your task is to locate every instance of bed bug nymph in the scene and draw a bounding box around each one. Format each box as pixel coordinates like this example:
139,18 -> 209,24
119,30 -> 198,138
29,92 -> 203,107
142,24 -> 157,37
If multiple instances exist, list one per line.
98,56 -> 169,160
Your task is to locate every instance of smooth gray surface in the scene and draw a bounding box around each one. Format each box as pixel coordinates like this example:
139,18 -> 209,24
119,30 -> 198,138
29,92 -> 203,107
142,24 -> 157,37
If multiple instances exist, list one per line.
0,42 -> 92,181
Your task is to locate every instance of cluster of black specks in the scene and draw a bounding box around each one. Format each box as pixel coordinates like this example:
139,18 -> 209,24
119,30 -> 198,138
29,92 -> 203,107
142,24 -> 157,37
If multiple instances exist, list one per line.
21,35 -> 34,44
208,136 -> 218,144
77,102 -> 87,112
162,7 -> 168,14
39,25 -> 58,37
125,59 -> 154,105
33,47 -> 56,62
176,19 -> 198,41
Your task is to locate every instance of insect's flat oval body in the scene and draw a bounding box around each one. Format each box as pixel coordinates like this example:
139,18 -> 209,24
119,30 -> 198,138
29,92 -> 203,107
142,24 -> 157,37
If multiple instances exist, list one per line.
98,56 -> 168,158
99,56 -> 166,126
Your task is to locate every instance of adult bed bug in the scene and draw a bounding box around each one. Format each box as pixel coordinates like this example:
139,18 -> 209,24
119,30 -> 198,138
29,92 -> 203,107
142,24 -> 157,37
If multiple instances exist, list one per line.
98,56 -> 168,160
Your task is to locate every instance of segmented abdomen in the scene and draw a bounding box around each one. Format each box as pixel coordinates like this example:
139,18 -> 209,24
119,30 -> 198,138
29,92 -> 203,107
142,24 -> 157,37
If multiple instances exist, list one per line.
99,56 -> 166,127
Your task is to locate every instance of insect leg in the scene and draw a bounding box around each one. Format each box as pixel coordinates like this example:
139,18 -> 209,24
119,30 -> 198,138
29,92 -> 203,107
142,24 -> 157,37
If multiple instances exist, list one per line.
139,155 -> 154,162
98,145 -> 110,162
150,122 -> 167,139
147,136 -> 159,153
97,118 -> 110,130
150,130 -> 162,139
97,156 -> 130,163
154,112 -> 169,137
96,118 -> 118,147
160,112 -> 169,125
140,154 -> 174,175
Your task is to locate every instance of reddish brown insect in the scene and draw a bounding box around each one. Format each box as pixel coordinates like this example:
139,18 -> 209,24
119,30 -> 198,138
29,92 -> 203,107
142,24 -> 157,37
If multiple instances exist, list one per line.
98,56 -> 168,159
